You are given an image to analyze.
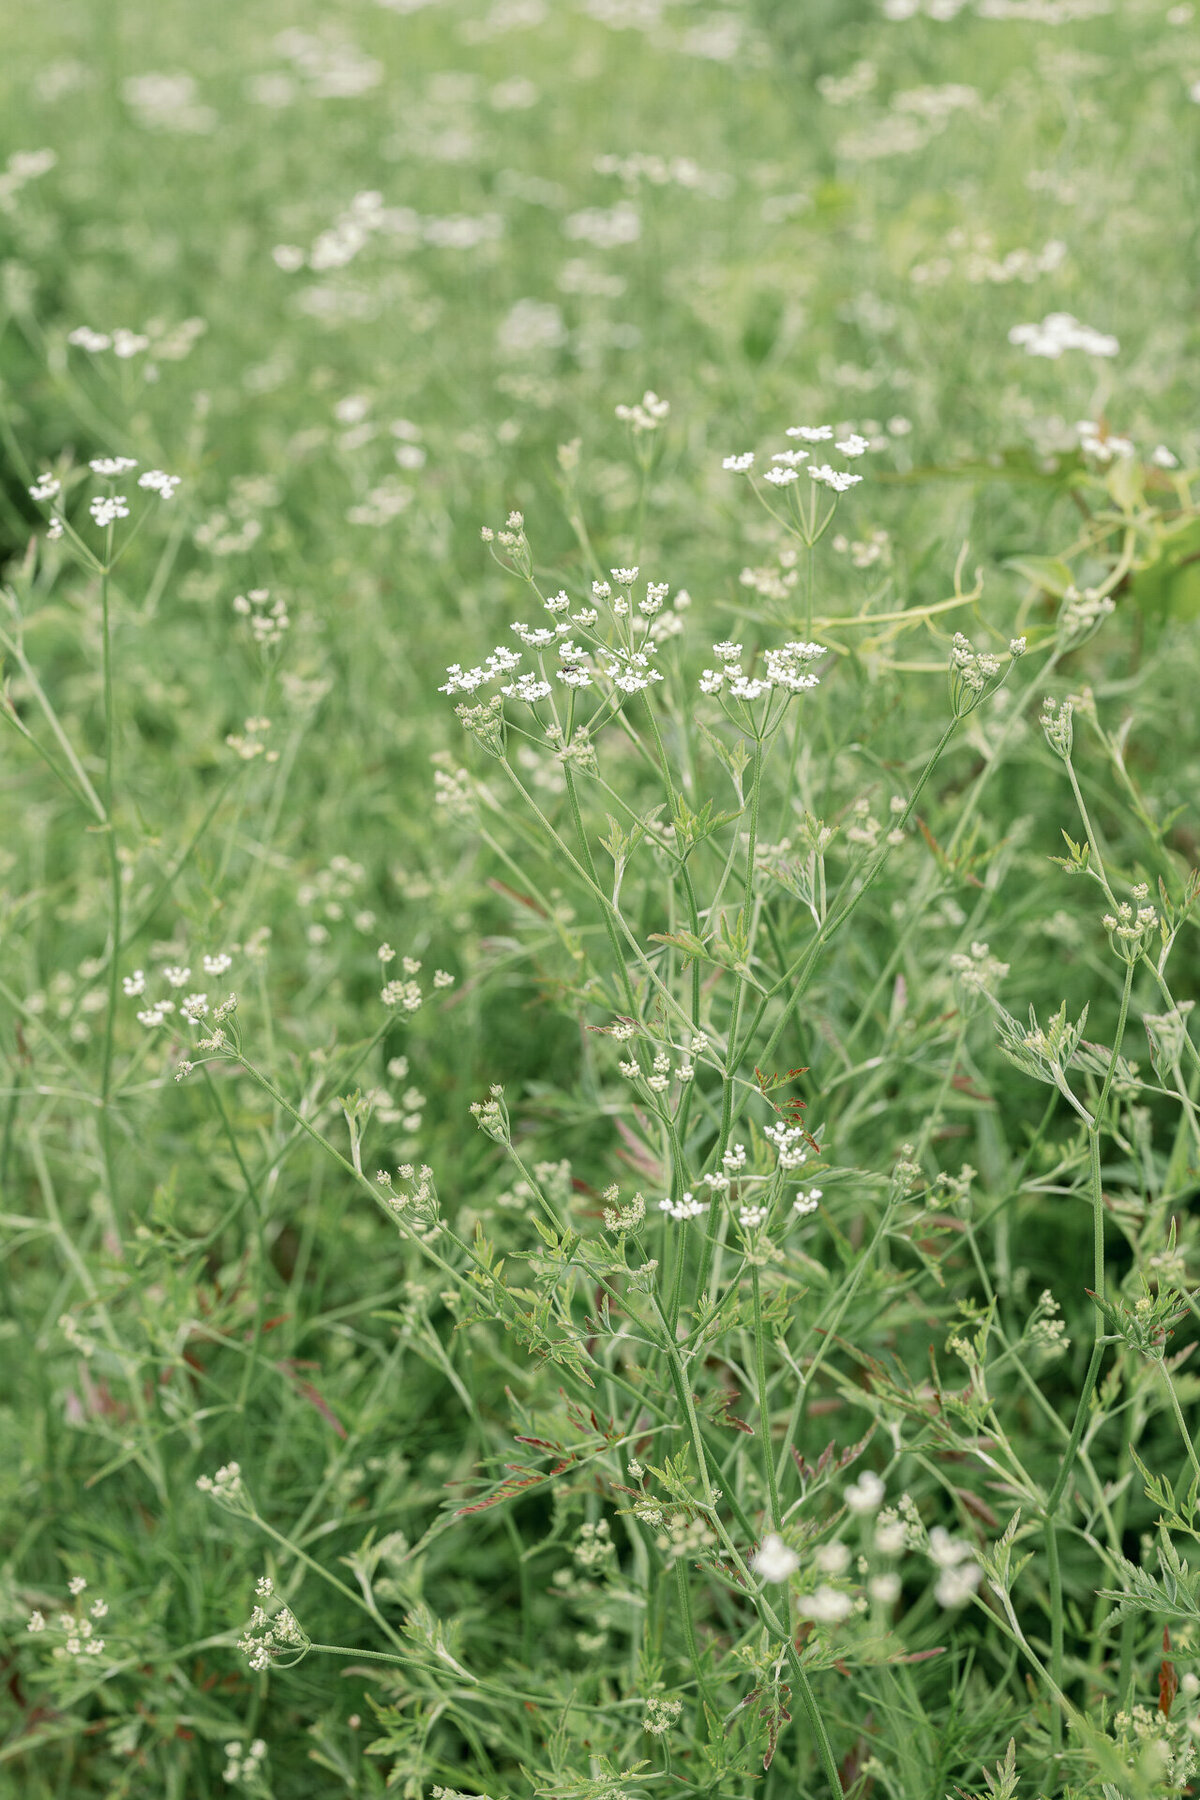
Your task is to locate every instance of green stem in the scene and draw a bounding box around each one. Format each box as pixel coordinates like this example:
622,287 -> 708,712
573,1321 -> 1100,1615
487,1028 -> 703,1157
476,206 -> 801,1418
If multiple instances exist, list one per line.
1043,959 -> 1134,1741
726,714 -> 960,1152
751,1262 -> 782,1531
694,735 -> 765,1307
97,556 -> 124,1240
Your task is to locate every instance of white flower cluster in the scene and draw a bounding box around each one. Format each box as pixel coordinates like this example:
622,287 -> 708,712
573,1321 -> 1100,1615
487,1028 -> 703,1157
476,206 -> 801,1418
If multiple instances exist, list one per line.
689,1123 -> 826,1230
752,1477 -> 983,1622
26,1577 -> 109,1661
845,1471 -> 886,1514
1056,586 -> 1115,651
752,1532 -> 800,1581
69,325 -> 152,357
27,455 -> 181,539
1008,312 -> 1119,358
233,587 -> 291,647
222,1738 -> 268,1786
470,1084 -> 508,1143
595,149 -> 732,197
619,1044 -> 694,1093
948,940 -> 1010,996
376,1163 -> 439,1234
381,963 -> 425,1012
0,146 -> 56,210
272,189 -> 497,274
225,717 -> 277,763
642,1694 -> 683,1736
698,637 -> 824,703
1102,884 -> 1159,963
928,1527 -> 982,1607
763,1120 -> 810,1170
657,1191 -> 708,1221
573,1519 -> 616,1570
134,961 -> 238,1056
196,1461 -> 246,1507
948,631 -> 1019,717
809,463 -> 864,492
725,424 -> 869,494
139,469 -> 181,498
602,1187 -> 646,1233
89,495 -> 130,527
238,1592 -> 309,1673
443,543 -> 687,710
1076,419 -> 1134,463
615,389 -> 669,432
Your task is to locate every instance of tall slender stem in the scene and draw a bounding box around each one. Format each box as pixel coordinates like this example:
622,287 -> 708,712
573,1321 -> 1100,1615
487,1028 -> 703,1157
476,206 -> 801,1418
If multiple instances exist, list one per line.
97,552 -> 124,1238
750,1262 -> 782,1530
1044,959 -> 1134,1744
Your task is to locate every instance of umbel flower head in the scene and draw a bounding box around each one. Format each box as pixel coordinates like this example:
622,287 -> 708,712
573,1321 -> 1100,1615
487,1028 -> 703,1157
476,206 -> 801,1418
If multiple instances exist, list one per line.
752,1532 -> 800,1582
948,632 -> 1023,719
238,1578 -> 311,1673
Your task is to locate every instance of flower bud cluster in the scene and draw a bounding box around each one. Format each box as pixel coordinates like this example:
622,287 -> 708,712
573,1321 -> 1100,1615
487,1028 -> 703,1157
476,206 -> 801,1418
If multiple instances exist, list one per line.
470,1084 -> 509,1142
948,632 -> 1007,718
1055,585 -> 1115,652
1102,884 -> 1158,964
949,940 -> 1010,999
601,1187 -> 646,1234
1040,695 -> 1074,758
642,1695 -> 683,1735
237,1580 -> 310,1673
196,1460 -> 249,1513
376,1162 -> 439,1235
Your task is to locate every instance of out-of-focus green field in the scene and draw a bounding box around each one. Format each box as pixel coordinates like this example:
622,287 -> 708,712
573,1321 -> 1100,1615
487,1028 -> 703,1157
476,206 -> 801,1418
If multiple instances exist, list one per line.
3,1 -> 1200,1796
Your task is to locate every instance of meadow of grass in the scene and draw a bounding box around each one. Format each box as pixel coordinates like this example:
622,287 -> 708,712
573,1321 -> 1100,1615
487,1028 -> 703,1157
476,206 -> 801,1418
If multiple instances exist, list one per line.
2,1 -> 1200,1796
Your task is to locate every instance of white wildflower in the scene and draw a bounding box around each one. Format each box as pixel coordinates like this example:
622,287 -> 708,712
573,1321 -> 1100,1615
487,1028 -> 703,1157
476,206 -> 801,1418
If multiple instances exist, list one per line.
753,1533 -> 800,1581
809,464 -> 863,492
89,494 -> 130,527
801,1586 -> 853,1622
137,469 -> 182,498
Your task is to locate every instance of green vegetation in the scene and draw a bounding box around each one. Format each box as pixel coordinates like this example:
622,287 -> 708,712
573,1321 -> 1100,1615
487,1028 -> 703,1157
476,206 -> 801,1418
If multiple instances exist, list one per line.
3,2 -> 1200,1796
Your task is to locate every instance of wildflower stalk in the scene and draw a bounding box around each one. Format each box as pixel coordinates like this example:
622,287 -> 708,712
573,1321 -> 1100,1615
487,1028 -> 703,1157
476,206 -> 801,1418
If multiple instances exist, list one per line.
221,1052 -> 681,1434
738,714 -> 959,1086
695,712 -> 959,1313
0,614 -> 106,819
96,547 -> 125,1239
1158,1363 -> 1200,1494
498,758 -> 689,1030
750,1261 -> 783,1531
698,734 -> 766,1304
250,1510 -> 408,1653
200,1067 -> 268,1408
1043,956 -> 1134,1743
26,1126 -> 166,1498
640,694 -> 704,1142
776,1191 -> 901,1493
674,1559 -> 712,1713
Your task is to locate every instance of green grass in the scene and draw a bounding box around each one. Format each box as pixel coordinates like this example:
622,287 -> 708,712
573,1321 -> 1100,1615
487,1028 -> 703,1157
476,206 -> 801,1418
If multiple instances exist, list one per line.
3,2 -> 1200,1796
